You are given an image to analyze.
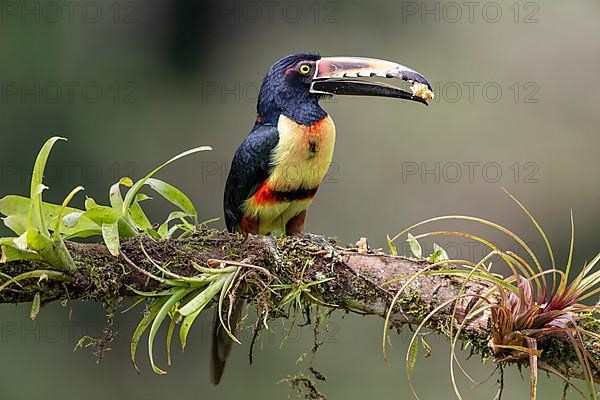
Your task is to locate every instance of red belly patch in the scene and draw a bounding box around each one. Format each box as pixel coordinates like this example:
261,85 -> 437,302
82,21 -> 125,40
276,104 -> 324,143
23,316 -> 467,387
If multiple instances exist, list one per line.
252,182 -> 318,205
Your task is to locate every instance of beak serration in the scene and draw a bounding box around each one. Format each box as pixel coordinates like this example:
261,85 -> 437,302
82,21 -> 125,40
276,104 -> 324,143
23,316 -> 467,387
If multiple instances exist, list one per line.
310,56 -> 433,104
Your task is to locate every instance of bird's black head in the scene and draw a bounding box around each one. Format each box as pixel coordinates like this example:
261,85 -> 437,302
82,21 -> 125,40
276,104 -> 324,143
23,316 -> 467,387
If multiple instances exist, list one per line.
256,52 -> 433,126
257,52 -> 325,126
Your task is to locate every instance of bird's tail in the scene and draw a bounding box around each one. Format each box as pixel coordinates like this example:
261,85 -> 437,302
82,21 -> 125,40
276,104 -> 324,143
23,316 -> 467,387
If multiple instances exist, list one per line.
209,298 -> 245,385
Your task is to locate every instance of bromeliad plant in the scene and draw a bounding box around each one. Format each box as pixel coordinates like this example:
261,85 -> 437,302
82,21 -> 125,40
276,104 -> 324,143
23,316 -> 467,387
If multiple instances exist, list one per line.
124,250 -> 274,374
384,191 -> 600,400
0,137 -> 80,272
126,251 -> 241,374
0,137 -> 210,264
0,137 -> 250,372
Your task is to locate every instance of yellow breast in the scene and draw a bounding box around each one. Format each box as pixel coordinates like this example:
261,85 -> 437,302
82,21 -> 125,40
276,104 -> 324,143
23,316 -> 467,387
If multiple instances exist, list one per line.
268,114 -> 336,190
241,114 -> 336,234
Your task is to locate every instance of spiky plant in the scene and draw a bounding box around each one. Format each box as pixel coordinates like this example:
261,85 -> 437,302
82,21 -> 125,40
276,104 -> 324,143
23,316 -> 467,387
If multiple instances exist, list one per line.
385,190 -> 599,400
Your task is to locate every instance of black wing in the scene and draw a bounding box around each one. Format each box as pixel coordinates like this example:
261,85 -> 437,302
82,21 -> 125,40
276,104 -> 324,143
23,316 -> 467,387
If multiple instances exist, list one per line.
224,123 -> 279,232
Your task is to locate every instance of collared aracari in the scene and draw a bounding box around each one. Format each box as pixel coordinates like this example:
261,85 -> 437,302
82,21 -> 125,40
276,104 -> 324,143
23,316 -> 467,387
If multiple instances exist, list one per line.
212,52 -> 432,384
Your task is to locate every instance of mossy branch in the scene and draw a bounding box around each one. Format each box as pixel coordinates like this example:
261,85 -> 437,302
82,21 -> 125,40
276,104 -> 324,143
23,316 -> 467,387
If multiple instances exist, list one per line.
0,229 -> 598,384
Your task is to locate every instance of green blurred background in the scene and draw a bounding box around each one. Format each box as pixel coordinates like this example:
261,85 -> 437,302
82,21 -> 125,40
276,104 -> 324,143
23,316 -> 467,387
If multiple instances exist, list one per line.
0,0 -> 599,398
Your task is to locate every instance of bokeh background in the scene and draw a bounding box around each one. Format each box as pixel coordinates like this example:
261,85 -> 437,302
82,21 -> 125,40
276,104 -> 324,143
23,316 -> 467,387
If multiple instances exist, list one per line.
1,0 -> 599,398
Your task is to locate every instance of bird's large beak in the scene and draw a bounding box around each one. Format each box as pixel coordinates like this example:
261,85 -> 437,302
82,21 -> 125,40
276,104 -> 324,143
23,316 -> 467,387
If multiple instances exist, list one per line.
310,56 -> 433,105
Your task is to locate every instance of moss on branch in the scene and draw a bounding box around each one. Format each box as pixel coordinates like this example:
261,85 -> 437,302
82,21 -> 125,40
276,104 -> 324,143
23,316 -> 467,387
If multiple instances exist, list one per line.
0,228 -> 598,385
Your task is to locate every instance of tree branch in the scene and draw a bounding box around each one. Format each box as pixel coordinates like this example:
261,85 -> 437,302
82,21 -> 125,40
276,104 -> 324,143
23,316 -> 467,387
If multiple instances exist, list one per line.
1,229 -> 598,383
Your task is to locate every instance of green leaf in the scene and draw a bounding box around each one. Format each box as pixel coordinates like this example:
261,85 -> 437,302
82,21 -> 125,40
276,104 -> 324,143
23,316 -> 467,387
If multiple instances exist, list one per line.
28,184 -> 48,234
14,232 -> 28,250
109,182 -> 124,210
131,297 -> 168,373
129,199 -> 153,232
135,194 -> 152,202
102,222 -> 120,256
407,335 -> 419,378
52,186 -> 84,272
199,217 -> 221,227
148,288 -> 188,374
420,336 -> 432,358
433,243 -> 449,261
0,245 -> 43,263
157,222 -> 169,239
0,269 -> 71,293
0,195 -> 31,235
407,233 -> 422,259
178,277 -> 226,317
128,287 -> 182,298
2,215 -> 28,236
0,195 -> 98,238
25,229 -> 64,268
157,211 -> 194,239
82,206 -> 121,226
179,279 -> 227,350
24,229 -> 50,252
217,269 -> 241,344
387,235 -> 398,256
2,228 -> 75,271
429,243 -> 449,263
63,228 -> 102,240
173,225 -> 195,239
30,292 -> 41,320
116,219 -> 139,238
179,307 -> 203,351
84,197 -> 99,211
164,212 -> 194,224
109,177 -> 134,211
166,315 -> 176,366
145,178 -> 198,224
122,146 -> 212,216
29,137 -> 66,235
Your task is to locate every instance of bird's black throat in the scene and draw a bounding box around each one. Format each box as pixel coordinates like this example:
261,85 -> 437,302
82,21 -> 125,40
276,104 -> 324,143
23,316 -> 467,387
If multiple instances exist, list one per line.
258,84 -> 327,126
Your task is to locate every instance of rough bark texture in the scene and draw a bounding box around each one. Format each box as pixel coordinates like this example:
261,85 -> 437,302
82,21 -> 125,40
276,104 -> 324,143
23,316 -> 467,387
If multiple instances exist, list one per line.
1,229 -> 598,383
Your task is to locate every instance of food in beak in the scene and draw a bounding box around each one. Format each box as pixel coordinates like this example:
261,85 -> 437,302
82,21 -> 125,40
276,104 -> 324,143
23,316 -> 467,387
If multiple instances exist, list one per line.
410,82 -> 435,102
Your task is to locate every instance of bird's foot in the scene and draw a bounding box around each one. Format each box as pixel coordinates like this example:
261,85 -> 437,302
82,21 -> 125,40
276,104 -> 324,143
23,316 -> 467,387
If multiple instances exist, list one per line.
259,235 -> 284,269
303,233 -> 336,258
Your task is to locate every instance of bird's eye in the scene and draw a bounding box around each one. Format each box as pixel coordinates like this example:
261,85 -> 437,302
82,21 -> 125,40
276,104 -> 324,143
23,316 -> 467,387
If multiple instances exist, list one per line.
299,64 -> 311,75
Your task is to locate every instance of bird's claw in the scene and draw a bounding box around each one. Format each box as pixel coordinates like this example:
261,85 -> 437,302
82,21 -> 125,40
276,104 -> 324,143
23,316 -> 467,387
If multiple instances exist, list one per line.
304,233 -> 336,259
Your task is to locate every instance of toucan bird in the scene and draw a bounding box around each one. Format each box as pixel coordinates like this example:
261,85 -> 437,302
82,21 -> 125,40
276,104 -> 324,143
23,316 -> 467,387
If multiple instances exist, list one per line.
212,52 -> 432,384
223,52 -> 431,236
